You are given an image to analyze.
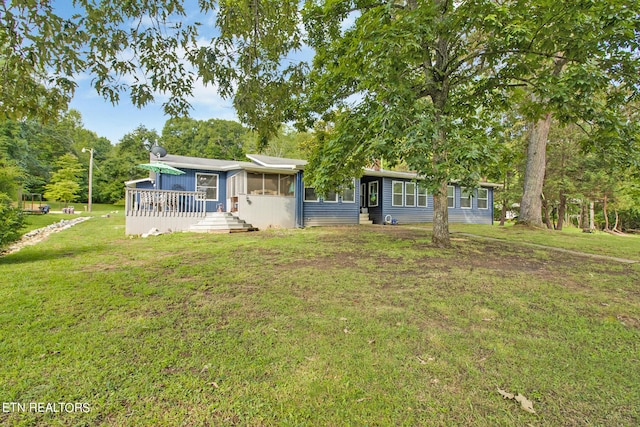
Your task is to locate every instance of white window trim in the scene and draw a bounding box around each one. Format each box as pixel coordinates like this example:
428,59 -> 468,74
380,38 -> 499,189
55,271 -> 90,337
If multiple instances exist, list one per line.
405,182 -> 416,207
322,190 -> 339,203
341,180 -> 356,203
392,180 -> 404,207
460,187 -> 473,209
195,172 -> 219,201
304,186 -> 319,202
447,185 -> 455,209
477,188 -> 489,210
368,181 -> 379,207
417,185 -> 428,207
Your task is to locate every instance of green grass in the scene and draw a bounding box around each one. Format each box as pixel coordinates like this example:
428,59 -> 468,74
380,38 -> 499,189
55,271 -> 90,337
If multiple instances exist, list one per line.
450,222 -> 640,262
0,217 -> 639,426
20,204 -> 122,235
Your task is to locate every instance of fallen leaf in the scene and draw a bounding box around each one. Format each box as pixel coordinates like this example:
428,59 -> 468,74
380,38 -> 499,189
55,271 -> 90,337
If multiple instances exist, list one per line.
209,381 -> 219,389
355,397 -> 371,403
343,328 -> 351,334
515,394 -> 536,414
497,388 -> 514,400
200,364 -> 210,373
417,356 -> 427,365
368,339 -> 375,344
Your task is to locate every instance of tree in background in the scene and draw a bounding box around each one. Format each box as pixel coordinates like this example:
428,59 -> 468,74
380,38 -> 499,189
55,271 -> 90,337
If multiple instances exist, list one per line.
44,154 -> 84,207
0,157 -> 24,248
244,125 -> 311,160
491,1 -> 640,227
97,125 -> 159,203
161,118 -> 247,160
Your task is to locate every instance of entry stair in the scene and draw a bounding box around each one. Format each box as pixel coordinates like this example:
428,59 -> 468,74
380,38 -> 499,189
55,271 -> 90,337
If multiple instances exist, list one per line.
189,212 -> 256,233
359,209 -> 373,225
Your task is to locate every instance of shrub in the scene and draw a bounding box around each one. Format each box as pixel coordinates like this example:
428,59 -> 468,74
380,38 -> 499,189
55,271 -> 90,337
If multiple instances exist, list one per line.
0,193 -> 25,248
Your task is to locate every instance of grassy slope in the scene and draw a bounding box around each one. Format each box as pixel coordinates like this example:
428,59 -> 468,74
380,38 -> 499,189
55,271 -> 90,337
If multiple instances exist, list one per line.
0,215 -> 638,426
450,222 -> 640,262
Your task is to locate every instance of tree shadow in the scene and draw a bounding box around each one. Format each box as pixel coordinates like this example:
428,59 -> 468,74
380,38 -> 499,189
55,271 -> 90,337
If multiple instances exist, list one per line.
0,244 -> 104,265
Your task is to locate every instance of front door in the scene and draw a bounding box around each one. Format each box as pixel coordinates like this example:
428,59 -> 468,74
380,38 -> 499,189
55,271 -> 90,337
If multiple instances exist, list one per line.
360,183 -> 367,209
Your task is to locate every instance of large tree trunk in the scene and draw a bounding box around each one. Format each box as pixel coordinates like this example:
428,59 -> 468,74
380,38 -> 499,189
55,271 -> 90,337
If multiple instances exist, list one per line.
581,201 -> 590,232
499,200 -> 507,226
518,113 -> 553,227
432,179 -> 450,248
589,201 -> 595,230
556,190 -> 566,230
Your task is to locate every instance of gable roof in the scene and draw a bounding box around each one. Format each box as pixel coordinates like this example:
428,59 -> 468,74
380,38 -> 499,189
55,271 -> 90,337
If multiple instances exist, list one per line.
156,153 -> 255,171
245,154 -> 307,169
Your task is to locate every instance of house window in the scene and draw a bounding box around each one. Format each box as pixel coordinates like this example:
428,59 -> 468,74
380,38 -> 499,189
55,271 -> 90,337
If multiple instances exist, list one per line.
281,175 -> 295,197
392,181 -> 404,207
263,174 -> 279,195
461,187 -> 473,209
447,185 -> 455,208
341,181 -> 355,203
368,181 -> 379,207
229,175 -> 238,197
405,182 -> 416,207
477,188 -> 488,209
304,187 -> 318,202
196,173 -> 219,201
248,172 -> 295,196
417,182 -> 428,207
247,172 -> 264,195
323,190 -> 338,203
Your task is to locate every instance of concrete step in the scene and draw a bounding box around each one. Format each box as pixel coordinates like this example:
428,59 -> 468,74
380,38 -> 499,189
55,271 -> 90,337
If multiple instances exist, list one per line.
359,213 -> 373,225
190,212 -> 256,233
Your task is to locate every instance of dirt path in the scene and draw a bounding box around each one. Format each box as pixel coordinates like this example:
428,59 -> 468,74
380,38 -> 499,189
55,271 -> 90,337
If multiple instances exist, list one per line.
453,232 -> 639,264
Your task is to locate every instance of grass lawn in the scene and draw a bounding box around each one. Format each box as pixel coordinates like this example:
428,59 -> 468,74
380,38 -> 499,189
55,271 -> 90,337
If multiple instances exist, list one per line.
1,214 -> 639,426
450,222 -> 640,262
19,204 -> 122,235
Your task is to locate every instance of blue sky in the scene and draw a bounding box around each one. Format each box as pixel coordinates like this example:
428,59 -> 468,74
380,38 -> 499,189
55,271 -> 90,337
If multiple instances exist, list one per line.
60,2 -> 346,145
62,1 -> 239,144
68,76 -> 238,144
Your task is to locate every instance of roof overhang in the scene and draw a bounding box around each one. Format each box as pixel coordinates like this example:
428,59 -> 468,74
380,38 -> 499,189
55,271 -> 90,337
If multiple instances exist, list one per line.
125,177 -> 154,187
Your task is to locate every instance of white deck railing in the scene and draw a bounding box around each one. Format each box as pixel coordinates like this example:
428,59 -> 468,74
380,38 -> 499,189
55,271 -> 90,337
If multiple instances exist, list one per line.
125,188 -> 207,218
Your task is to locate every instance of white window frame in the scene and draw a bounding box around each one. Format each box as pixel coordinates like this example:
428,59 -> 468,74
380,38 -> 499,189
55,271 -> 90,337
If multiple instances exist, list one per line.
447,185 -> 455,208
460,187 -> 473,209
195,173 -> 219,201
304,186 -> 319,202
405,182 -> 416,207
368,181 -> 379,207
417,183 -> 428,207
341,180 -> 356,203
392,181 -> 404,207
322,190 -> 338,203
477,188 -> 489,209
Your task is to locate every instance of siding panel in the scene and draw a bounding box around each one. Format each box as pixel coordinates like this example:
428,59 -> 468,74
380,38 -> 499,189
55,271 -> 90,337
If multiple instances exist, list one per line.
302,177 -> 360,227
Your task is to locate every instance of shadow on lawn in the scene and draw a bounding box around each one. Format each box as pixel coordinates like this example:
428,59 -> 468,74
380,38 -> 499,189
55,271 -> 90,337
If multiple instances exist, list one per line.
0,244 -> 104,265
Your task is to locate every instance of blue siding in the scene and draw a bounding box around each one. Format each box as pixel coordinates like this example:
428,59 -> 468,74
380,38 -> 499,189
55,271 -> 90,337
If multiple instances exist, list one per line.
381,177 -> 433,224
159,169 -> 228,212
302,176 -> 360,226
448,186 -> 494,224
373,178 -> 494,225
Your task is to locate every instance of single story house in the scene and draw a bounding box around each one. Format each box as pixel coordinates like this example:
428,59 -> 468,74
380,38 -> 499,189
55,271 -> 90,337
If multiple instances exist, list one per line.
125,153 -> 500,234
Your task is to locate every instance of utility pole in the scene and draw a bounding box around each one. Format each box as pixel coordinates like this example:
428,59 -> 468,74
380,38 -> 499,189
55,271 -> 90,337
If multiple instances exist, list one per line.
82,147 -> 94,212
